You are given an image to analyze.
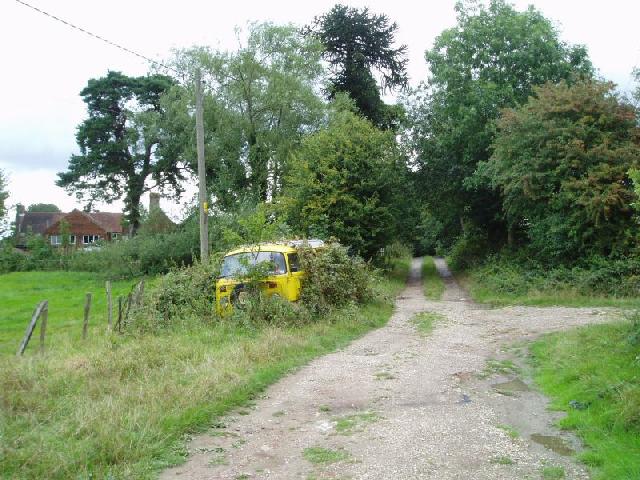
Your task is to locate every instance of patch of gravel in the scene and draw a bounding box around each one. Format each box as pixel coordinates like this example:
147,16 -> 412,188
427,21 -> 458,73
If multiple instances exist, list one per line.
160,258 -> 615,480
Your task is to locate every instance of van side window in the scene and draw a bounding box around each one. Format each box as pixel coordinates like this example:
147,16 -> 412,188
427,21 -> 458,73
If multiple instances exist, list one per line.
288,253 -> 300,272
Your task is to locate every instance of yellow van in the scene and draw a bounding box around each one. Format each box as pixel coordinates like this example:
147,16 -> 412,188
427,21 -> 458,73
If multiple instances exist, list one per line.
215,240 -> 324,315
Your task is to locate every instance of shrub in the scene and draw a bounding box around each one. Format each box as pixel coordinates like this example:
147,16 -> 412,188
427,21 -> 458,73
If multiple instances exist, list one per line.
448,228 -> 491,272
298,243 -> 373,315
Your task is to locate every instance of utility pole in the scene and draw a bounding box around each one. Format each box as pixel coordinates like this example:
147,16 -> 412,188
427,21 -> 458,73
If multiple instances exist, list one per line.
195,69 -> 209,262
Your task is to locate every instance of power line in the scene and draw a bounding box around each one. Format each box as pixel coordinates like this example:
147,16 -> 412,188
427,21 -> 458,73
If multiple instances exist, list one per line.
14,0 -> 180,76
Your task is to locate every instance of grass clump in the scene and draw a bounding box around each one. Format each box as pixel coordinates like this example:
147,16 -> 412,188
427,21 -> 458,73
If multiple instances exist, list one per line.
530,320 -> 640,479
334,411 -> 379,435
479,359 -> 521,379
490,456 -> 515,465
411,311 -> 444,336
496,424 -> 519,439
541,465 -> 565,479
422,256 -> 445,300
303,447 -> 350,464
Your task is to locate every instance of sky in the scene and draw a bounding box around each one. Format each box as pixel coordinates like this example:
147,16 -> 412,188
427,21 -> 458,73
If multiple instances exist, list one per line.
1,0 -> 639,222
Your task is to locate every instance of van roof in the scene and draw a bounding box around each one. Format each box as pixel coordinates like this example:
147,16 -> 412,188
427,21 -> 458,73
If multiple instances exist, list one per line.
224,239 -> 325,256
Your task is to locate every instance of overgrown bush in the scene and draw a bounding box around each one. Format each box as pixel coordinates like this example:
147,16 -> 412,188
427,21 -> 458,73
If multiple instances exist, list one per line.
298,243 -> 373,314
469,252 -> 640,298
448,228 -> 491,272
128,255 -> 221,332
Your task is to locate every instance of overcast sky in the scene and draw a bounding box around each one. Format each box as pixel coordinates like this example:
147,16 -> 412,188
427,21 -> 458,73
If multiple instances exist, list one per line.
1,0 -> 639,220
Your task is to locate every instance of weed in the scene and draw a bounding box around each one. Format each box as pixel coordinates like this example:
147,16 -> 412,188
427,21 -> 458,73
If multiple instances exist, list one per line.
479,359 -> 520,379
318,405 -> 331,413
490,456 -> 515,465
496,424 -> 519,439
303,447 -> 350,464
541,466 -> 565,479
374,371 -> 395,380
272,410 -> 286,417
334,411 -> 380,435
411,311 -> 444,336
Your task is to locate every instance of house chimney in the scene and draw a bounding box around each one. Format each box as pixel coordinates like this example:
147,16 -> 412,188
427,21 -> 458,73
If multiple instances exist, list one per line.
149,192 -> 161,212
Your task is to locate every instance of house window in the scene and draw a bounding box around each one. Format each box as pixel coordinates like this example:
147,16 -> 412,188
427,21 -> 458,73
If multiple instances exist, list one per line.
111,232 -> 120,240
83,235 -> 100,245
69,235 -> 76,245
50,235 -> 62,246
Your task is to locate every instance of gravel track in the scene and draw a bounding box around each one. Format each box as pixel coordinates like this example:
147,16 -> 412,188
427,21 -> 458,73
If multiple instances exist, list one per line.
161,258 -> 615,479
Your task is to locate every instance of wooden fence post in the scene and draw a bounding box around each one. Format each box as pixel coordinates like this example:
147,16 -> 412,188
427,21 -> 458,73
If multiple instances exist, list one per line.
82,293 -> 92,340
39,301 -> 48,354
117,296 -> 123,332
136,279 -> 145,307
106,281 -> 112,330
16,301 -> 47,356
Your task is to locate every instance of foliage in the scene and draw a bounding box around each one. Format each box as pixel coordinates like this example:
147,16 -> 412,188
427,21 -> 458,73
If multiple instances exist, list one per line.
0,169 -> 8,236
169,23 -> 326,204
463,252 -> 640,308
531,322 -> 640,479
297,243 -> 373,315
409,0 -> 592,249
306,4 -> 407,128
57,71 -> 183,234
284,105 -> 407,259
447,227 -> 491,272
480,80 -> 640,260
26,203 -> 60,212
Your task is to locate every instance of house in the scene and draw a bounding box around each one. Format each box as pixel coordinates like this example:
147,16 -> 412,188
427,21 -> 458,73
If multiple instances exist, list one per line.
14,205 -> 125,248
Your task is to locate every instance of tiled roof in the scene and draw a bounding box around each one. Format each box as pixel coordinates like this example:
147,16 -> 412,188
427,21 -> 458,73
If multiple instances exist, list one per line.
86,212 -> 124,233
17,212 -> 65,235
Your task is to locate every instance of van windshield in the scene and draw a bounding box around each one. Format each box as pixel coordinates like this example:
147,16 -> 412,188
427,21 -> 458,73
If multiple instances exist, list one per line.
220,251 -> 287,278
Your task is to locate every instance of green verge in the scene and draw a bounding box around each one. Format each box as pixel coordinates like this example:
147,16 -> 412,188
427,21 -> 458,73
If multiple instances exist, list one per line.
422,256 -> 444,300
460,272 -> 640,309
0,271 -> 151,355
0,260 -> 409,479
530,321 -> 640,479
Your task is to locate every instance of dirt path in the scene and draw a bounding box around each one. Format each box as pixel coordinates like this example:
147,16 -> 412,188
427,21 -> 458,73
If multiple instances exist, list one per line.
161,258 -> 615,479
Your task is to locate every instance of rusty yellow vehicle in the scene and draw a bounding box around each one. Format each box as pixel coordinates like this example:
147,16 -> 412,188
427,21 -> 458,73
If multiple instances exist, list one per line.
215,240 -> 324,315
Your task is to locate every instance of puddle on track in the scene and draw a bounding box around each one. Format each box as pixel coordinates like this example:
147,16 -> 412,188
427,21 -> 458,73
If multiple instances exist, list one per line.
492,378 -> 530,394
530,434 -> 575,456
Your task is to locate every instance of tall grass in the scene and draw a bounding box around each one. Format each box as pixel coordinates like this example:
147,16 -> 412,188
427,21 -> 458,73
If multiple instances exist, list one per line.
530,320 -> 640,479
0,258 -> 409,479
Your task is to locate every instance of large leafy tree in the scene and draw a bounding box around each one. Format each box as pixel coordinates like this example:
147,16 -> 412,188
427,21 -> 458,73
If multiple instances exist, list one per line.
410,0 -> 592,246
479,80 -> 640,260
168,23 -> 326,207
57,71 -> 184,235
306,5 -> 408,128
284,101 -> 407,259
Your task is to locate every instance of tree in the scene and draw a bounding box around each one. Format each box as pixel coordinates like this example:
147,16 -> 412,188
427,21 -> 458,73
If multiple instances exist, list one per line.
0,169 -> 8,235
284,101 -> 406,259
479,80 -> 640,260
27,203 -> 60,213
410,0 -> 592,247
57,71 -> 184,235
169,23 -> 326,206
306,5 -> 408,128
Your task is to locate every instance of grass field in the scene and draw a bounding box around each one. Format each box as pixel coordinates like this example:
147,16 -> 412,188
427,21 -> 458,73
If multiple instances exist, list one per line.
422,256 -> 445,300
0,260 -> 409,479
530,321 -> 640,479
0,272 -> 148,356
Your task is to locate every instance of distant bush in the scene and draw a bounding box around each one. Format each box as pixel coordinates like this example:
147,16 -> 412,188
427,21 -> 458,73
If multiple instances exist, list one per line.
470,252 -> 640,298
448,228 -> 491,272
